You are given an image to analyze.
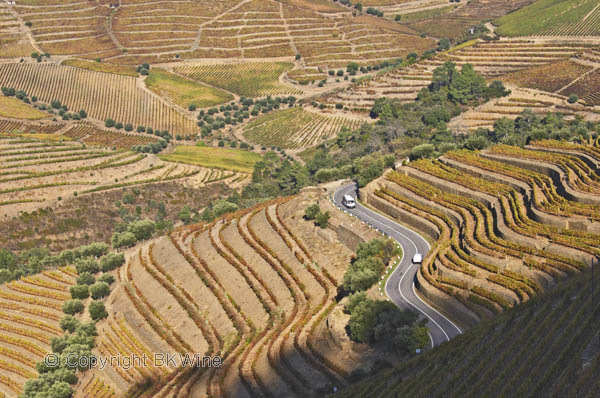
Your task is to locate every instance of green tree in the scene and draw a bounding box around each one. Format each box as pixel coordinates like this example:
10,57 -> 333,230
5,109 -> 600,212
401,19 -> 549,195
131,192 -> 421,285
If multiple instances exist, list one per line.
100,253 -> 125,271
89,301 -> 108,321
90,282 -> 110,300
62,300 -> 84,315
74,258 -> 99,274
70,285 -> 89,299
127,219 -> 156,240
76,272 -> 95,286
59,315 -> 80,333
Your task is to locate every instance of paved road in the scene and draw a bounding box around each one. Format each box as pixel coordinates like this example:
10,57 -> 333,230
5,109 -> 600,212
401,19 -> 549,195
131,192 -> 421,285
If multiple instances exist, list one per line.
332,183 -> 462,347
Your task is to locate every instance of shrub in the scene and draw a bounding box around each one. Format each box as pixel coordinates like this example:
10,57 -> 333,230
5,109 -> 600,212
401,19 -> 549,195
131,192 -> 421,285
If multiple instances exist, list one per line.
568,94 -> 579,104
105,118 -> 115,128
90,282 -> 110,300
213,200 -> 238,217
315,211 -> 330,228
189,104 -> 197,111
304,204 -> 320,220
62,300 -> 84,315
124,123 -> 133,131
89,301 -> 108,321
115,122 -> 123,130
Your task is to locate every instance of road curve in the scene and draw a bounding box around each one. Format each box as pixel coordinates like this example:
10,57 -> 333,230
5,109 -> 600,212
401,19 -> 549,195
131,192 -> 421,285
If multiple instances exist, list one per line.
332,183 -> 462,347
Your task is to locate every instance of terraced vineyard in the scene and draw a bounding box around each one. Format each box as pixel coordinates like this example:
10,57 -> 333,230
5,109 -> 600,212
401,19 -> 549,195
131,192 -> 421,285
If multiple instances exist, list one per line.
173,62 -> 303,97
108,0 -> 433,67
81,194 -> 363,397
0,267 -> 76,397
13,0 -> 119,59
361,140 -> 600,324
324,38 -> 593,113
0,63 -> 197,135
448,86 -> 591,131
0,2 -> 37,58
0,134 -> 240,216
243,107 -> 365,149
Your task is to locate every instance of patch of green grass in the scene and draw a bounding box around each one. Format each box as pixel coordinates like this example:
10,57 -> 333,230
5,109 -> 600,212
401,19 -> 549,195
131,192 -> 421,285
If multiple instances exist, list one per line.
495,0 -> 597,36
173,62 -> 301,97
159,145 -> 261,173
145,68 -> 233,109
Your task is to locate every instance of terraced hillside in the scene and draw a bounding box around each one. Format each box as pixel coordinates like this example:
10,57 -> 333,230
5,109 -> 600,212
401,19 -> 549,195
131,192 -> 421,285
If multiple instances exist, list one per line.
0,2 -> 38,58
502,47 -> 600,106
0,133 -> 242,217
6,0 -> 433,67
324,38 -> 596,113
333,267 -> 600,398
361,140 -> 600,325
79,193 -> 377,397
0,267 -> 76,397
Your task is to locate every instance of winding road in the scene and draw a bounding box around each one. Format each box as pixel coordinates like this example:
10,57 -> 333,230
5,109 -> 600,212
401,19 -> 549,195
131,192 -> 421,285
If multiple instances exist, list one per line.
333,183 -> 462,347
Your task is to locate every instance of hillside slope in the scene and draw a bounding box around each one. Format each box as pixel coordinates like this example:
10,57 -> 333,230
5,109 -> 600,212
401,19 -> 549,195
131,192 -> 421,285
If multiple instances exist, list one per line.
331,268 -> 600,398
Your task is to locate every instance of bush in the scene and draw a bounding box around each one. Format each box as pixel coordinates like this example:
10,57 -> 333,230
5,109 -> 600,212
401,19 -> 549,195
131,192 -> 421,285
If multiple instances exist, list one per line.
90,282 -> 110,300
213,200 -> 238,217
189,104 -> 197,111
51,100 -> 61,109
62,300 -> 84,315
115,122 -> 123,130
105,118 -> 115,128
315,211 -> 330,228
70,285 -> 89,299
409,143 -> 435,160
304,204 -> 320,220
100,253 -> 125,272
568,94 -> 579,104
89,301 -> 108,321
124,123 -> 133,131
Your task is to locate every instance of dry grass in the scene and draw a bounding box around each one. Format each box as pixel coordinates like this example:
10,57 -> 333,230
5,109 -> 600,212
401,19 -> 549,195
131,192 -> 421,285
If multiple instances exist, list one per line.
0,96 -> 48,120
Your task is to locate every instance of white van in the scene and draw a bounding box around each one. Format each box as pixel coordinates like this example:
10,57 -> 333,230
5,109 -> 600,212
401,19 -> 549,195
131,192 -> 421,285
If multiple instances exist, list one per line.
342,194 -> 356,208
412,253 -> 423,264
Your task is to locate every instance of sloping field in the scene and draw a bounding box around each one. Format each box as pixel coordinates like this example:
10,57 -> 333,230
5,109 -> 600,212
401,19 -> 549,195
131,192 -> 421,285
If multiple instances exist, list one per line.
81,194 -> 368,397
324,38 -> 594,113
360,141 -> 600,326
0,63 -> 197,135
0,133 -> 239,216
0,3 -> 37,58
495,0 -> 600,37
334,267 -> 600,398
173,62 -> 302,97
159,145 -> 261,173
0,267 -> 76,397
243,107 -> 365,149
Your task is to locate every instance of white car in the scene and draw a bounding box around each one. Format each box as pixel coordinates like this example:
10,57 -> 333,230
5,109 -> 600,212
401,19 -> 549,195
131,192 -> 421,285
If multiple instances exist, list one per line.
412,253 -> 423,264
342,194 -> 356,209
